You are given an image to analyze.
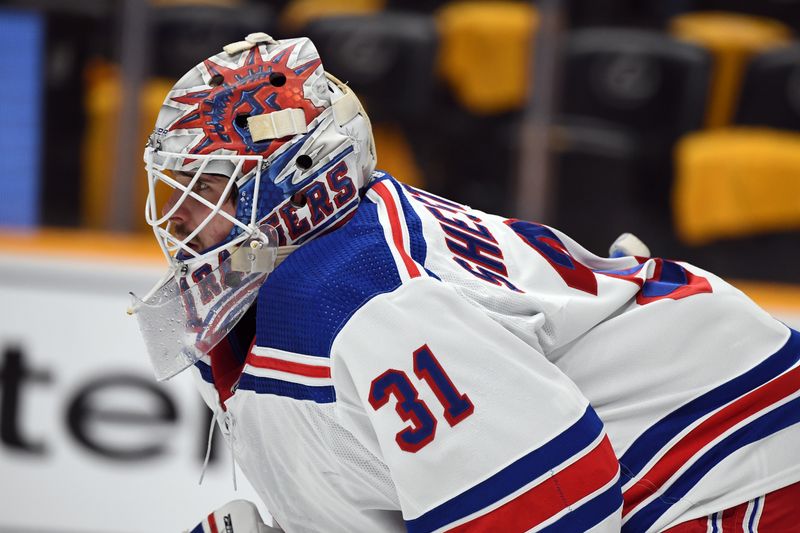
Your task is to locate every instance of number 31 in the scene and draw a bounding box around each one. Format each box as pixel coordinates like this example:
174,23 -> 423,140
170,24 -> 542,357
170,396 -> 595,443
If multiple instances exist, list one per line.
368,344 -> 474,452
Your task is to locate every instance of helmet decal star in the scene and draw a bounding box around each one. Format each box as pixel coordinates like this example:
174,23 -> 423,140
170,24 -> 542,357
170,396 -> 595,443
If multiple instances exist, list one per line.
168,43 -> 323,173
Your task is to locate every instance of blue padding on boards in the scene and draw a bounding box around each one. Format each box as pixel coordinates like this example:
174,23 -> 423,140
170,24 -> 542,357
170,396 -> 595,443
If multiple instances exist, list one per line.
0,9 -> 43,226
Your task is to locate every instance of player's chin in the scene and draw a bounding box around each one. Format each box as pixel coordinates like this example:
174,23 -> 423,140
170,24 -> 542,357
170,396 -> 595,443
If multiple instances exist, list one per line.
183,238 -> 202,253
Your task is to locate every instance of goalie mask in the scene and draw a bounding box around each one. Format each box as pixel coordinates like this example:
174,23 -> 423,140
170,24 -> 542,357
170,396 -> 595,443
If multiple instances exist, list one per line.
130,33 -> 377,381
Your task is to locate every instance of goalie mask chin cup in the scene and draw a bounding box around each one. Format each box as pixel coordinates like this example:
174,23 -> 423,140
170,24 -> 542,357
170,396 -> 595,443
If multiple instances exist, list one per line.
131,226 -> 279,381
135,34 -> 376,380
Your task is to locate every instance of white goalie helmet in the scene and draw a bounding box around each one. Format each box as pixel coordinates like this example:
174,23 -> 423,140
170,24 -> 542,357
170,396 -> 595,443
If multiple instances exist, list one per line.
130,33 -> 376,381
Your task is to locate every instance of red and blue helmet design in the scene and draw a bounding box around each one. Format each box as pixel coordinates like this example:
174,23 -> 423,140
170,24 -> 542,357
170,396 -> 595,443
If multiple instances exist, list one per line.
133,34 -> 376,380
145,33 -> 376,264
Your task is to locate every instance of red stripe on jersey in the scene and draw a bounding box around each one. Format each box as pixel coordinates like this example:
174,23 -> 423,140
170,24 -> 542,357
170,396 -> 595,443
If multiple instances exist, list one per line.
447,436 -> 619,532
248,353 -> 331,378
623,365 -> 800,516
720,505 -> 741,531
756,481 -> 799,530
662,510 -> 730,532
663,481 -> 800,532
207,512 -> 219,533
372,181 -> 422,278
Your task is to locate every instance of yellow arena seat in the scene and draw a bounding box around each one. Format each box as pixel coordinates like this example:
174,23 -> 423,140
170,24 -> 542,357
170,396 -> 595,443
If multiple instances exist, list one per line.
674,128 -> 800,244
670,12 -> 792,128
437,1 -> 538,115
280,0 -> 385,32
82,60 -> 174,232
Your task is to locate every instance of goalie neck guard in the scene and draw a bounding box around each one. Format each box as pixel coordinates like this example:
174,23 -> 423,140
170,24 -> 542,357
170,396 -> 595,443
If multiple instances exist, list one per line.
131,33 -> 377,380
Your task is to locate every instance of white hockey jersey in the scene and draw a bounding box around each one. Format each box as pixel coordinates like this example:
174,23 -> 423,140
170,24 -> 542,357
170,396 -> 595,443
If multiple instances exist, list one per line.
191,173 -> 800,533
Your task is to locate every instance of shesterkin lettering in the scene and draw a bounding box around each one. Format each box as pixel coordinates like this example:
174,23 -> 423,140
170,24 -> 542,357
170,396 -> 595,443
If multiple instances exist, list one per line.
404,186 -> 518,291
403,184 -> 466,211
441,224 -> 508,276
426,205 -> 496,242
453,257 -> 523,292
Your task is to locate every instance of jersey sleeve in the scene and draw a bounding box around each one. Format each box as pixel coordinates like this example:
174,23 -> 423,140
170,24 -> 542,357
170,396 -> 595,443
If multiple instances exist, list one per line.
330,276 -> 622,532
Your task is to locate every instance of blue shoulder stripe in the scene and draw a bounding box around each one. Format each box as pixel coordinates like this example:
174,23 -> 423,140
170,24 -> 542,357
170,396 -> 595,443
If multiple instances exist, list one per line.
405,406 -> 607,533
620,328 -> 800,479
256,185 -> 403,358
623,395 -> 800,532
237,374 -> 335,403
250,174 -> 435,403
539,478 -> 623,533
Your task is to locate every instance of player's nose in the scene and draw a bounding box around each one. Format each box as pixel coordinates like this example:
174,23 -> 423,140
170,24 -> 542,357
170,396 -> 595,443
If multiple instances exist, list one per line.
162,188 -> 187,223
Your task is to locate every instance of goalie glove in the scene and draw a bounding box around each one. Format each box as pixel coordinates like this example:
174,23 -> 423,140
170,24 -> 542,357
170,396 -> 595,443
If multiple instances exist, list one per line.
186,500 -> 283,533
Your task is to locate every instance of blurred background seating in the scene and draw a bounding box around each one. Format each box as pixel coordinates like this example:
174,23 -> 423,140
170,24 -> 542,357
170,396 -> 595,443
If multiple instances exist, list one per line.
301,10 -> 439,188
553,28 -> 710,255
1,0 -> 799,279
436,1 -> 537,116
422,1 -> 537,213
675,128 -> 800,245
82,2 -> 276,230
669,11 -> 792,128
689,0 -> 800,32
735,43 -> 800,130
280,0 -> 383,32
